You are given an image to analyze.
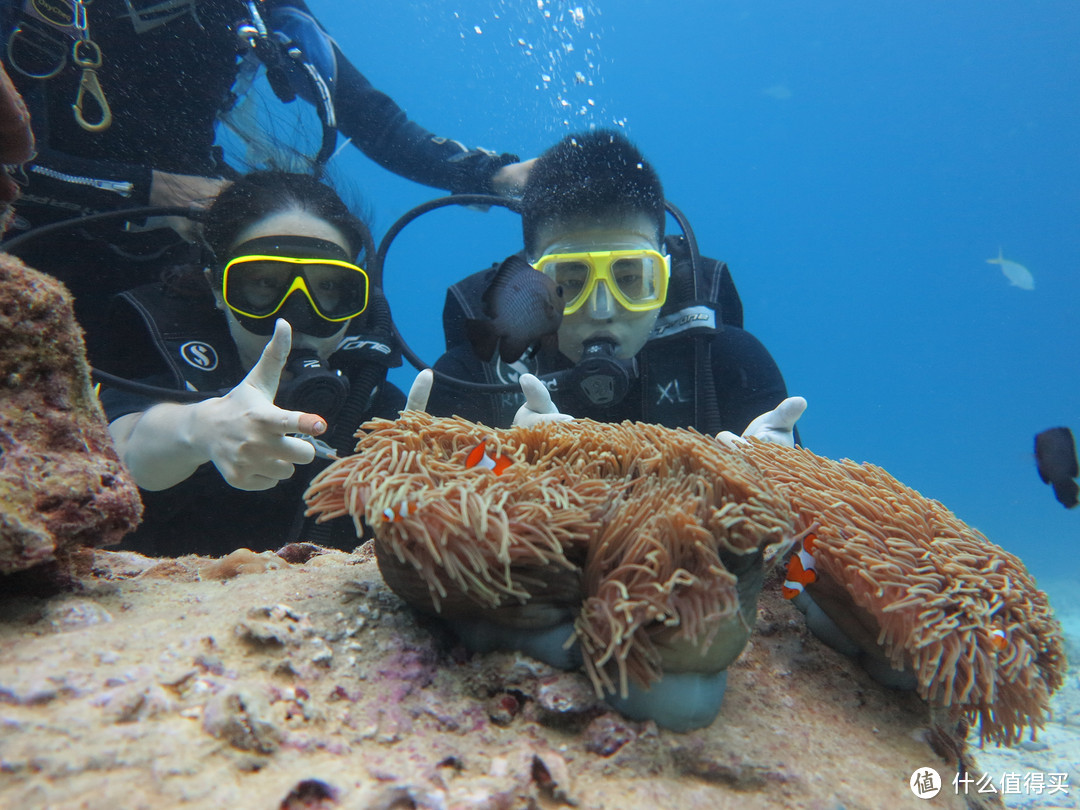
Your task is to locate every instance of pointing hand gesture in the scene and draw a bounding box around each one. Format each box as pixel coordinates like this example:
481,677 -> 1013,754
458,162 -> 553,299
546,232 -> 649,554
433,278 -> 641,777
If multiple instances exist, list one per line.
195,320 -> 328,490
404,369 -> 434,412
513,373 -> 574,428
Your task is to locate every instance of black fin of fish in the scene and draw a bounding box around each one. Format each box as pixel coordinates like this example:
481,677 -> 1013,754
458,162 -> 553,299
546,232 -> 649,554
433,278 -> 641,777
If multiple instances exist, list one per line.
496,336 -> 531,364
464,318 -> 499,364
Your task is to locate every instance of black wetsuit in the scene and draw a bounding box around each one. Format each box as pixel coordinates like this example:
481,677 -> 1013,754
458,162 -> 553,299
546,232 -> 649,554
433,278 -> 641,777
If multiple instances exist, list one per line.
427,248 -> 791,436
430,328 -> 789,435
1,0 -> 518,357
99,281 -> 405,557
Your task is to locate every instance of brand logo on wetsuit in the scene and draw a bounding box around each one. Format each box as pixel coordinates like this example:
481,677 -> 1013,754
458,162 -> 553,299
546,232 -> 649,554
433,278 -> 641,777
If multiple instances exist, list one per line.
336,337 -> 392,355
649,305 -> 716,339
179,341 -> 219,371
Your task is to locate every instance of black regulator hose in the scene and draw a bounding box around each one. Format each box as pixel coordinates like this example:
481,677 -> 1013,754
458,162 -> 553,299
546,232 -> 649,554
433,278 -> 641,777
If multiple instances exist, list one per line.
90,369 -> 216,403
2,205 -> 219,401
376,193 -> 558,394
1,205 -> 208,253
323,287 -> 396,457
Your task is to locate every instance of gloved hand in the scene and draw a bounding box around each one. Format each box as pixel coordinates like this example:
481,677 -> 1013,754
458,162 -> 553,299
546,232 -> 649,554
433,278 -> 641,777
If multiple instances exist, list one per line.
512,373 -> 574,428
109,320 -> 327,491
405,369 -> 434,411
189,319 -> 326,489
716,396 -> 807,449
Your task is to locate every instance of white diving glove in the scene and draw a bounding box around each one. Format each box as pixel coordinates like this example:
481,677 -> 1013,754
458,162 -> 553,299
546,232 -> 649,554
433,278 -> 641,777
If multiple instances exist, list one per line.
512,373 -> 574,428
716,396 -> 807,449
110,320 -> 328,492
404,368 -> 434,412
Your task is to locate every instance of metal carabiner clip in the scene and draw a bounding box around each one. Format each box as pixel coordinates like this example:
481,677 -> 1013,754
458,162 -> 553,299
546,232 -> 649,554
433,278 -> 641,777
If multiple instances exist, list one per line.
71,39 -> 112,132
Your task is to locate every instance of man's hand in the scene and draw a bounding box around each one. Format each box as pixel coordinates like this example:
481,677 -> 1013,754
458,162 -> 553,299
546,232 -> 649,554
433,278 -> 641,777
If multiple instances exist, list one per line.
716,396 -> 806,449
405,369 -> 434,412
513,373 -> 573,428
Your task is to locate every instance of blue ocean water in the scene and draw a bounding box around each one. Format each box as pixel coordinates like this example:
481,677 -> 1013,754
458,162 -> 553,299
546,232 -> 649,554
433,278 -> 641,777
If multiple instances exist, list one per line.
304,0 -> 1079,581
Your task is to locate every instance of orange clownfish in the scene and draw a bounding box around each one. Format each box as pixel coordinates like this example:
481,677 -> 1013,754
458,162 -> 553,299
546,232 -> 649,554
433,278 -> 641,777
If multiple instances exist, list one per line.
465,441 -> 514,475
987,626 -> 1009,651
382,501 -> 419,523
782,533 -> 818,599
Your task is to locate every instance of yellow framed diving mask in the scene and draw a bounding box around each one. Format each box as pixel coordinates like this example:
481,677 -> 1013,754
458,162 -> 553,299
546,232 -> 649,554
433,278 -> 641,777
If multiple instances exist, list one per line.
221,254 -> 370,322
532,249 -> 670,315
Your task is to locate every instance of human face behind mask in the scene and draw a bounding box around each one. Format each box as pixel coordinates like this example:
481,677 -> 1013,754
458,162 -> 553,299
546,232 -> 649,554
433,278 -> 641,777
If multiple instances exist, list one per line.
531,214 -> 666,363
210,208 -> 359,370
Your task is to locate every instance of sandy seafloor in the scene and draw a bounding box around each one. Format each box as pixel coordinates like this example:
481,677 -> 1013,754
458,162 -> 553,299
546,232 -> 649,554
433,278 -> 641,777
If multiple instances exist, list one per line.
0,544 -> 1077,810
975,578 -> 1080,810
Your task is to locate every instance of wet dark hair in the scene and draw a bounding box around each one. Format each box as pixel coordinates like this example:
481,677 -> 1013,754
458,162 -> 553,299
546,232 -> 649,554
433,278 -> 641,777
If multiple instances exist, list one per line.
520,130 -> 665,257
202,170 -> 368,271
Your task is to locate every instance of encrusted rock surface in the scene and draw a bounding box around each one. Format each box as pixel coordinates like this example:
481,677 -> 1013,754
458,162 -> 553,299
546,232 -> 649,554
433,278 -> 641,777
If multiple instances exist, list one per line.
0,544 -> 1001,809
0,255 -> 142,576
0,62 -> 141,577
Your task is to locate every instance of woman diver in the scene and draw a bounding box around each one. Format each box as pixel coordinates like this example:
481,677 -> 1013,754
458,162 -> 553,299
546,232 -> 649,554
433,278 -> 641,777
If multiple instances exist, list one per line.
101,170 -> 403,556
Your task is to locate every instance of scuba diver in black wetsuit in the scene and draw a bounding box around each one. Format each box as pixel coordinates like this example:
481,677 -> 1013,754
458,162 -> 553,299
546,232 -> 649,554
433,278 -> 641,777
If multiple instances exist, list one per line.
99,170 -> 408,557
425,130 -> 805,444
389,131 -> 807,733
0,0 -> 532,361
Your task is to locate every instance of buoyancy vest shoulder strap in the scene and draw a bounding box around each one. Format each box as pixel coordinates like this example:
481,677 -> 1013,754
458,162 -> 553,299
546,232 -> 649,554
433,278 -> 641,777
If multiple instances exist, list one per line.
662,234 -> 743,329
113,283 -> 242,392
639,240 -> 739,433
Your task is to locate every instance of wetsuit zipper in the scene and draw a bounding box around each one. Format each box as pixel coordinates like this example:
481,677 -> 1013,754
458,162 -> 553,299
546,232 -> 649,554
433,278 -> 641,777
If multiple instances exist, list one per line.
30,165 -> 134,196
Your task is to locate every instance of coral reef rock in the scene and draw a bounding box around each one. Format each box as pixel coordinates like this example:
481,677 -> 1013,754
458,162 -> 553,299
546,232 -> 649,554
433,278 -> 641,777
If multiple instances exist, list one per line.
0,255 -> 142,576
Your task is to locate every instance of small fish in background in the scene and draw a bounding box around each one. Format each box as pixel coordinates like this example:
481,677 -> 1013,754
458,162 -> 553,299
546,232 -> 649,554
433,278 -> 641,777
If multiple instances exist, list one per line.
465,441 -> 514,475
465,255 -> 564,364
782,533 -> 818,599
987,247 -> 1035,290
1034,427 -> 1079,509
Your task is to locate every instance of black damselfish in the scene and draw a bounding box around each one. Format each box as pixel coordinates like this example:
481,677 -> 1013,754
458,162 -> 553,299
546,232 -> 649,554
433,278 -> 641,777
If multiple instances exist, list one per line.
1034,427 -> 1079,509
464,255 -> 564,364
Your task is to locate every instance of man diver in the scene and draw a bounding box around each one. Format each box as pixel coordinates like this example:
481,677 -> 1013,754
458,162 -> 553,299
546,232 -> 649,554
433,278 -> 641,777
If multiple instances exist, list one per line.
413,130 -> 804,732
0,0 -> 532,361
427,129 -> 804,444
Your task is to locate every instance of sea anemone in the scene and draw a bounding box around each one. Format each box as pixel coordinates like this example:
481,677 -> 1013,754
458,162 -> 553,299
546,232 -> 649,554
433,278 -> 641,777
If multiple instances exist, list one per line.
739,440 -> 1066,746
305,411 -> 794,730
